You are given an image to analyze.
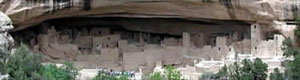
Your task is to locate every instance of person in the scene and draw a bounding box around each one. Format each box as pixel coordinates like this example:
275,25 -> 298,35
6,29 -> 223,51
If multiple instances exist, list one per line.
130,71 -> 135,78
110,69 -> 114,76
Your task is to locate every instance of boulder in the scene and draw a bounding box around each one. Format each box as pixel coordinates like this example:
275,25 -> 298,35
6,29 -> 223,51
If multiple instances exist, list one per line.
0,11 -> 14,55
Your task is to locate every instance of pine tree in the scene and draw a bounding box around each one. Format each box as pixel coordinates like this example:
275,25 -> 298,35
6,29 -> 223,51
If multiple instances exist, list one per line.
216,65 -> 228,80
240,59 -> 254,80
253,58 -> 268,80
5,43 -> 43,80
282,37 -> 299,57
216,58 -> 268,80
270,68 -> 284,80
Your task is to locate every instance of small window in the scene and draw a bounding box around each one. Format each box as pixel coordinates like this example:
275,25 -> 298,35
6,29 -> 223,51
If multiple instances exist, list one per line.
98,31 -> 102,34
219,47 -> 221,51
255,46 -> 257,50
229,48 -> 231,51
254,25 -> 256,29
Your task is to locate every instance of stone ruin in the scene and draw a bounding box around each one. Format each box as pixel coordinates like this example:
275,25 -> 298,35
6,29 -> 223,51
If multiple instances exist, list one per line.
1,0 -> 300,79
10,16 -> 294,78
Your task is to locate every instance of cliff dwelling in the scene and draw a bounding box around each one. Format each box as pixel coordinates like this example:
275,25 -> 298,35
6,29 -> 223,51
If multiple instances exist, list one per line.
11,16 -> 271,73
2,0 -> 300,79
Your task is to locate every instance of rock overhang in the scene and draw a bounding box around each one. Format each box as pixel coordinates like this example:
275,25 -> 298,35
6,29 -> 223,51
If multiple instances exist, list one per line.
1,0 -> 293,31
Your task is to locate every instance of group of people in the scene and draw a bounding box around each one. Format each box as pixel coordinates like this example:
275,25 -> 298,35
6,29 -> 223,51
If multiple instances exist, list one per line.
97,68 -> 136,78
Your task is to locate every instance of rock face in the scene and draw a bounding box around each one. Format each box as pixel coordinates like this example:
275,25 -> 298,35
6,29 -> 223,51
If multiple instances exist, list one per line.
0,0 -> 299,31
0,11 -> 14,54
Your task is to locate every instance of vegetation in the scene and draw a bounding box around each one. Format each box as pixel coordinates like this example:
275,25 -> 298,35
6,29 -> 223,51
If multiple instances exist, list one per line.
212,58 -> 268,80
92,70 -> 129,80
280,17 -> 300,80
164,65 -> 182,80
284,54 -> 300,80
143,65 -> 183,80
0,43 -> 79,80
294,17 -> 300,46
149,72 -> 164,80
270,68 -> 284,80
0,43 -> 12,74
38,62 -> 78,80
5,43 -> 43,80
0,47 -> 9,74
282,37 -> 299,57
214,65 -> 228,79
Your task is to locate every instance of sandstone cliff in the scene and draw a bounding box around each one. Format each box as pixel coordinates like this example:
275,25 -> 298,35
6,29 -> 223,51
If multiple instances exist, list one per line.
0,0 -> 299,31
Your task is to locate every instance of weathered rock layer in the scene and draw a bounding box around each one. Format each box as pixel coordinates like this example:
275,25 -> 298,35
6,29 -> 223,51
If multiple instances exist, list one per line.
0,0 -> 299,31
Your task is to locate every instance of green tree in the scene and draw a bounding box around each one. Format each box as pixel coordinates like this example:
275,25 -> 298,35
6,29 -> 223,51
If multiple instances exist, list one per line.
216,58 -> 268,80
228,62 -> 241,80
3,43 -> 79,80
164,65 -> 182,80
240,59 -> 254,80
280,17 -> 300,80
253,58 -> 268,80
5,43 -> 43,80
270,68 -> 284,80
285,55 -> 300,80
215,65 -> 228,80
282,37 -> 299,57
38,62 -> 78,80
294,17 -> 300,45
0,49 -> 8,74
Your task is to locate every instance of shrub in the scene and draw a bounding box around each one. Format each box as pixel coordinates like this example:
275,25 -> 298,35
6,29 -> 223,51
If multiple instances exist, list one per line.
5,43 -> 43,80
270,68 -> 284,80
0,48 -> 9,73
213,58 -> 268,80
164,65 -> 182,80
38,62 -> 78,80
144,65 -> 183,80
92,70 -> 129,80
149,72 -> 164,80
3,43 -> 79,80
